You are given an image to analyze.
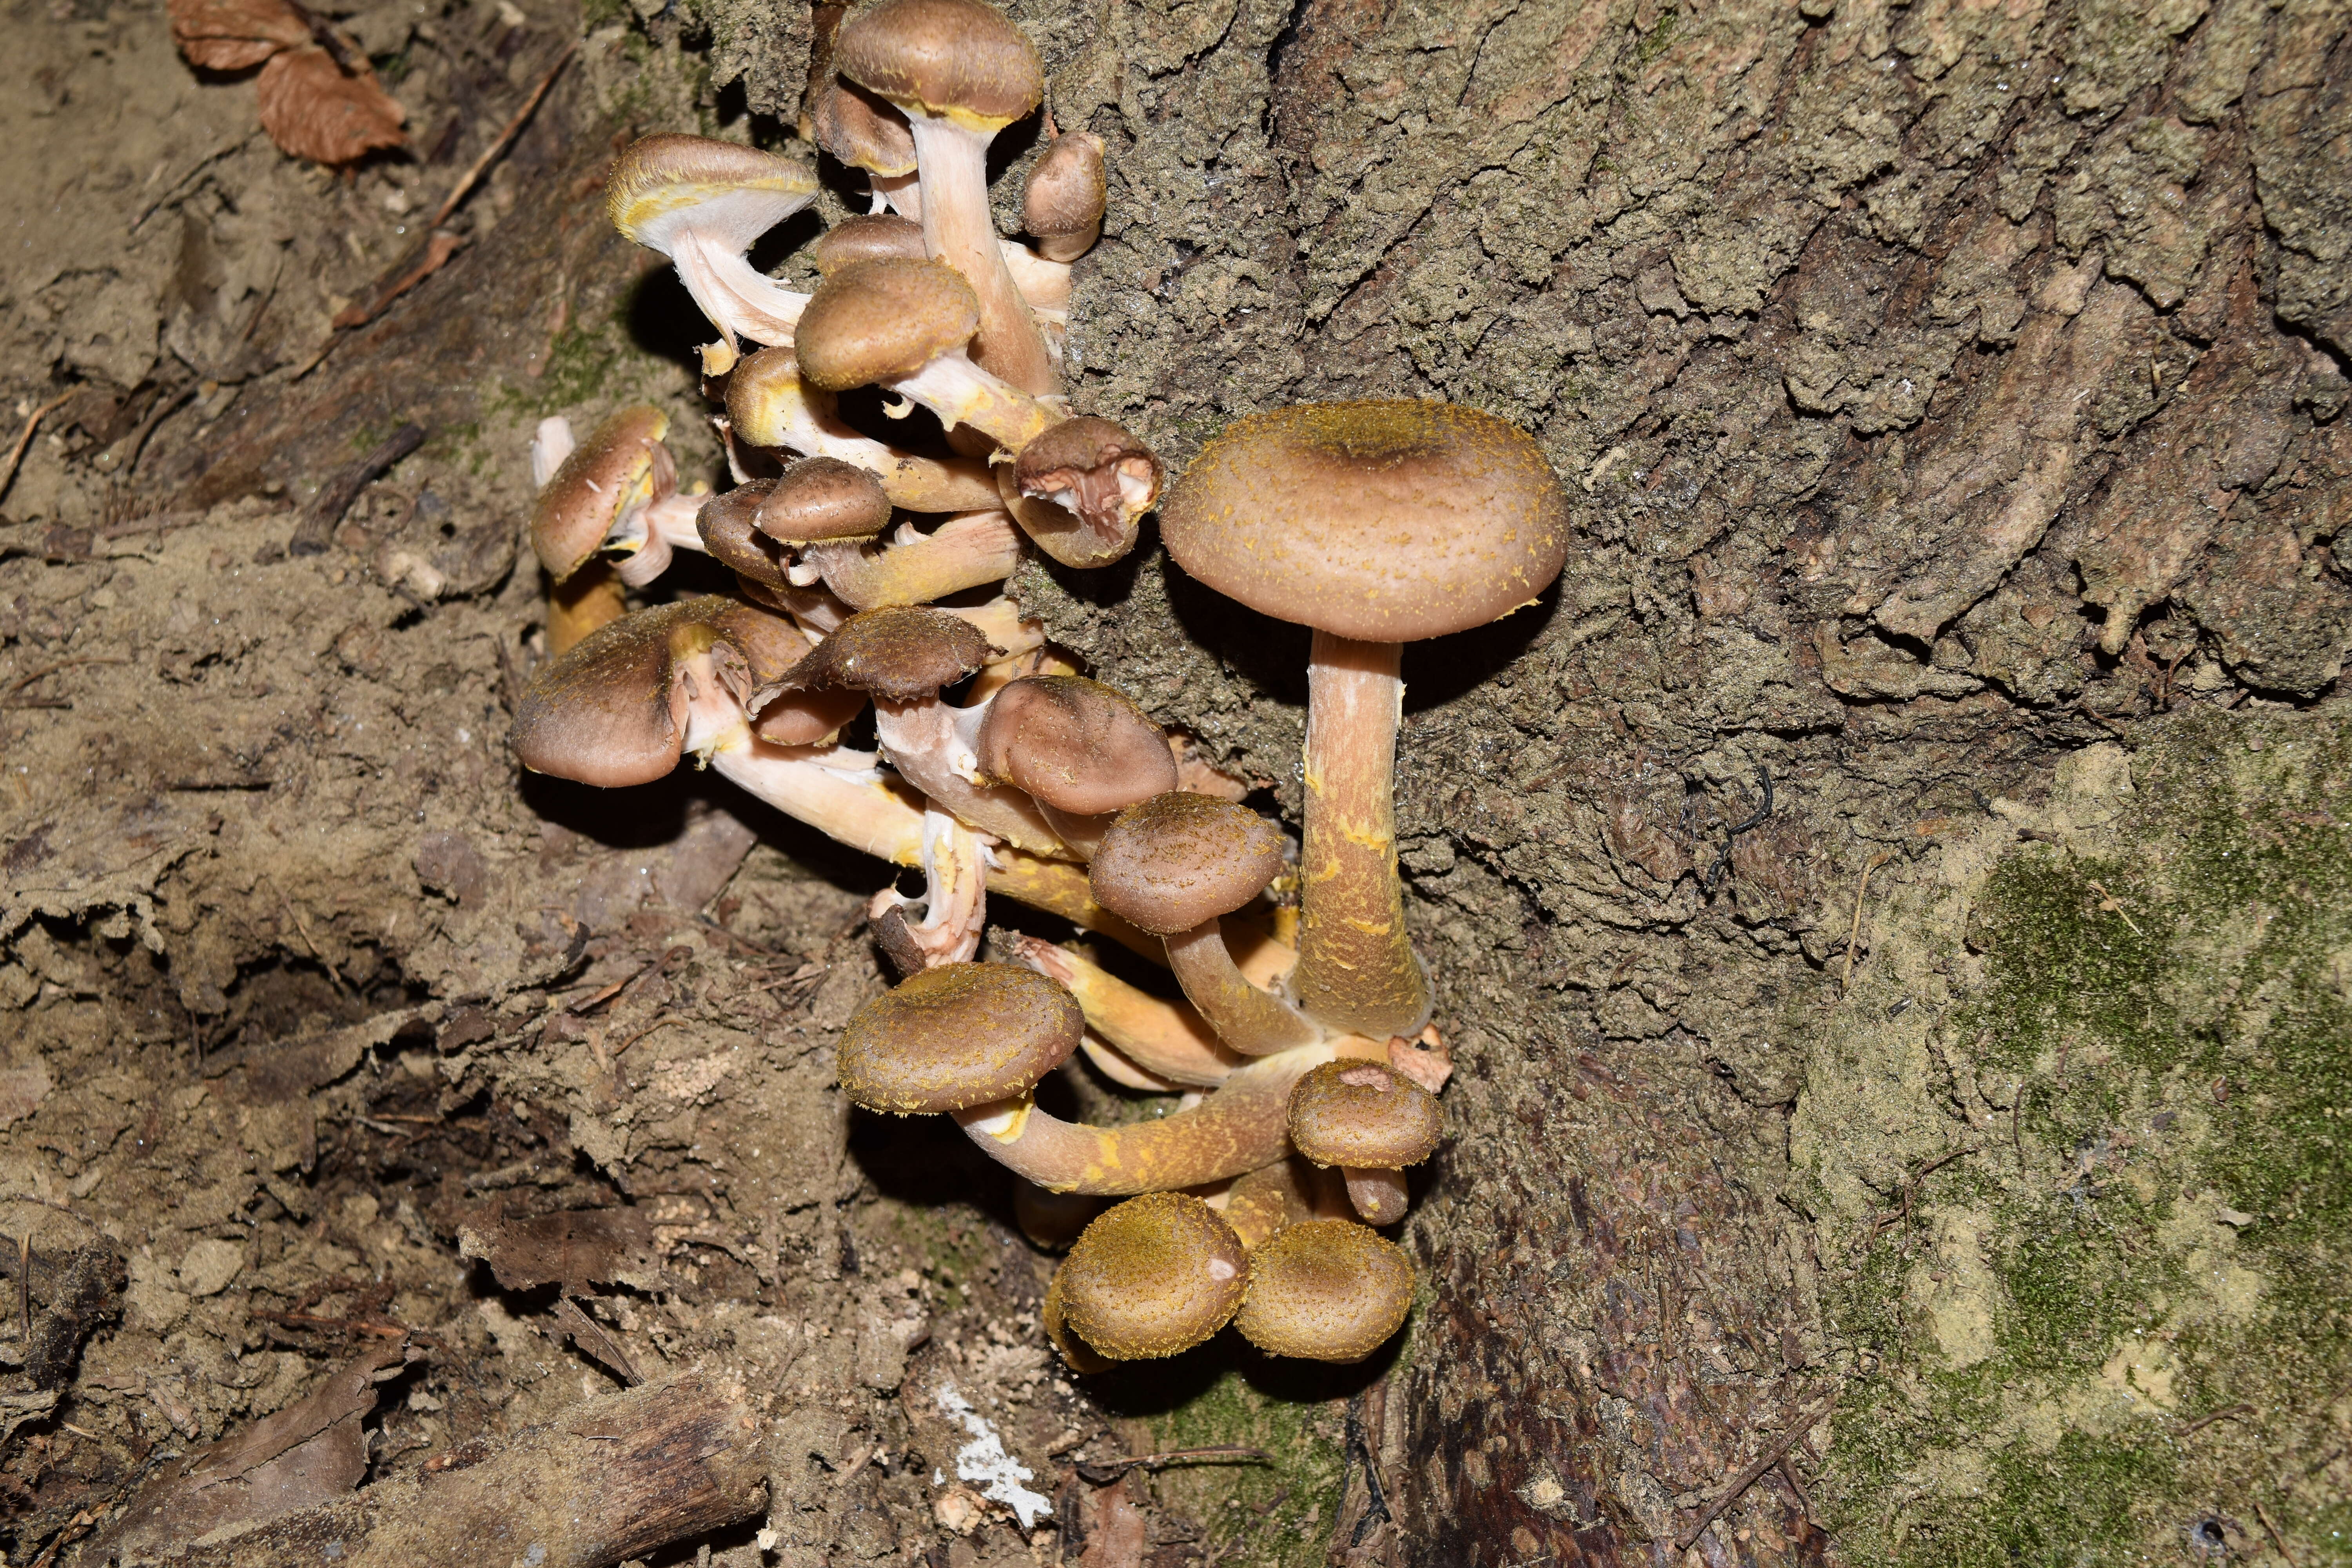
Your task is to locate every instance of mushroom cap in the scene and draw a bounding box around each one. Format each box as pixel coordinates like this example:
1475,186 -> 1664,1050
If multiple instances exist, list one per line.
1089,792 -> 1285,936
1285,1060 -> 1441,1171
753,456 -> 893,544
768,606 -> 996,702
1232,1219 -> 1413,1363
606,133 -> 819,256
808,78 -> 917,176
530,405 -> 671,582
511,596 -> 794,786
697,482 -> 792,592
835,961 -> 1083,1113
813,212 -> 927,274
1053,1194 -> 1247,1360
833,0 -> 1044,130
793,258 -> 980,392
1159,401 -> 1571,643
724,345 -> 815,450
975,675 -> 1177,817
1013,417 -> 1163,538
1022,132 -> 1106,241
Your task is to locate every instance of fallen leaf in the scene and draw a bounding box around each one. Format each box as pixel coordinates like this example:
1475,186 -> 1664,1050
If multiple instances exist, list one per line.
255,44 -> 407,165
167,0 -> 310,71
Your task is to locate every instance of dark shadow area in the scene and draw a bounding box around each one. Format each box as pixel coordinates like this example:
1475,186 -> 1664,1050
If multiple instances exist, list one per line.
1162,550 -> 1312,708
621,262 -> 713,368
747,205 -> 826,279
1079,1321 -> 1402,1416
847,1101 -> 1011,1212
1401,575 -> 1563,714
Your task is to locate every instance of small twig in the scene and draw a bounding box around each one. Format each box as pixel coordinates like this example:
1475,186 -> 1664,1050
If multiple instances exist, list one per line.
610,1013 -> 679,1056
431,39 -> 577,229
1706,768 -> 1775,892
1869,1147 -> 1979,1239
8,656 -> 127,695
0,393 -> 73,503
122,380 -> 199,475
18,1234 -> 30,1348
260,873 -> 354,997
29,1508 -> 95,1568
1072,1446 -> 1271,1483
2175,1401 -> 2253,1437
1840,851 -> 1894,995
1676,1394 -> 1836,1552
288,423 -> 425,555
2254,1499 -> 2299,1568
2084,879 -> 2145,938
1775,1455 -> 1814,1520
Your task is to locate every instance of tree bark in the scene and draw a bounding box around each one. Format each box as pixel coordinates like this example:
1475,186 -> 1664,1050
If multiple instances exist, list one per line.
145,0 -> 2352,1560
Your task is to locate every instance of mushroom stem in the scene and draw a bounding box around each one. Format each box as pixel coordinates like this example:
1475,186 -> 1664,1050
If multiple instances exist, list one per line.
610,493 -> 710,588
1293,632 -> 1430,1039
1076,1035 -> 1182,1092
545,563 -> 627,656
671,229 -> 810,348
726,352 -> 1002,514
1000,242 -> 1070,314
1224,1158 -> 1314,1249
984,850 -> 1164,964
954,1042 -> 1367,1194
869,807 -> 990,971
1003,934 -> 1241,1087
905,116 -> 1059,396
872,169 -> 921,221
686,700 -> 929,865
1341,1167 -> 1409,1225
871,688 -> 1065,856
884,354 -> 1062,453
801,510 -> 1025,609
1164,918 -> 1321,1055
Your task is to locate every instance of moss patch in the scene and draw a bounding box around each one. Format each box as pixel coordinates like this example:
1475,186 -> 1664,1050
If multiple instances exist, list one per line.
1142,1364 -> 1350,1568
1796,712 -> 2352,1564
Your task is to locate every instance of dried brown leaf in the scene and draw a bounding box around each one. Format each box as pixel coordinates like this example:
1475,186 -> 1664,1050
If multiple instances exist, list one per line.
168,0 -> 309,70
255,44 -> 407,165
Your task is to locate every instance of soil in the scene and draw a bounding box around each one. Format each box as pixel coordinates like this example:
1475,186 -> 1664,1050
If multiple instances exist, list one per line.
0,0 -> 2347,1563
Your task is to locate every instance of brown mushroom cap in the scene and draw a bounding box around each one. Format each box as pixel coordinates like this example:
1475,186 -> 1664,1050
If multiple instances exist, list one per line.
1022,132 -> 1106,244
1052,1194 -> 1247,1361
808,78 -> 917,176
1285,1060 -> 1440,1171
1089,792 -> 1285,936
697,482 -> 791,592
835,961 -> 1083,1113
1158,401 -> 1571,643
766,606 -> 996,702
511,596 -> 791,787
754,456 -> 893,544
1232,1218 -> 1413,1363
833,0 -> 1044,129
975,675 -> 1177,817
794,258 -> 981,392
530,405 -> 671,581
813,212 -> 927,274
1012,417 -> 1163,537
606,133 -> 819,254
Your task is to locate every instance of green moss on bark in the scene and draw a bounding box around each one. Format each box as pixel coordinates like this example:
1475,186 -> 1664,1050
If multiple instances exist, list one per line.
1800,712 -> 2352,1564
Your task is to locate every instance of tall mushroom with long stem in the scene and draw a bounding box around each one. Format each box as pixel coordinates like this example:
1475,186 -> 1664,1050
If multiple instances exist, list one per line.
1160,401 -> 1571,1039
831,0 -> 1060,397
606,134 -> 819,358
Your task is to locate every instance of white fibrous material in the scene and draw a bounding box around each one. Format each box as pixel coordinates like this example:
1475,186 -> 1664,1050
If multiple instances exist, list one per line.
933,1381 -> 1053,1528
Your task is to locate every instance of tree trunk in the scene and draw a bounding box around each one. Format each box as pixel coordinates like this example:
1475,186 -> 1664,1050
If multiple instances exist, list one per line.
10,0 -> 2346,1561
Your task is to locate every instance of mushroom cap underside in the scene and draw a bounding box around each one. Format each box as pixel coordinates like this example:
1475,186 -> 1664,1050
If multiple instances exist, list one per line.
606,133 -> 818,254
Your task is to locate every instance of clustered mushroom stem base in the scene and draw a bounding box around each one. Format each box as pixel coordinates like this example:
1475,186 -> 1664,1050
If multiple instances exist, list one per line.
1164,919 -> 1321,1055
704,739 -> 928,866
904,115 -> 1060,397
1292,631 -> 1432,1039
